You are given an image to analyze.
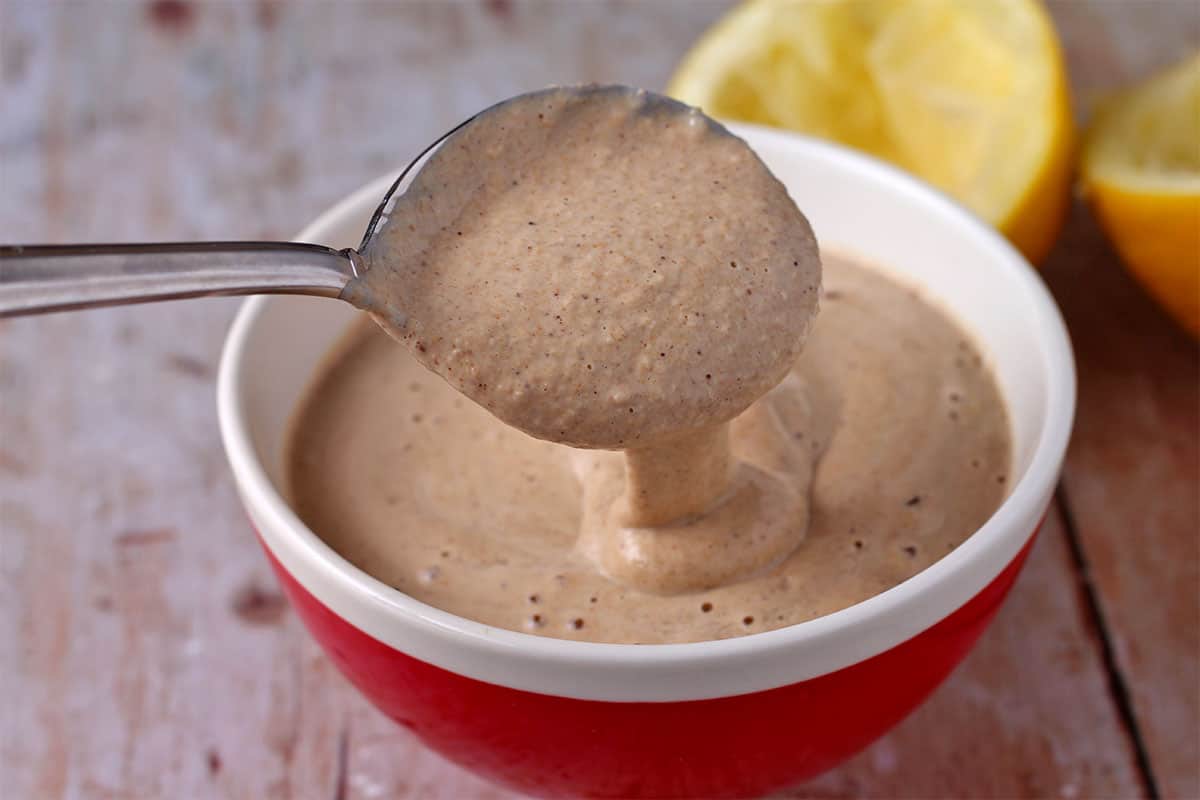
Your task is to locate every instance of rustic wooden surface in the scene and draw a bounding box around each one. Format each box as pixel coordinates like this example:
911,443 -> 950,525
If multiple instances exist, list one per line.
1,1 -> 1197,798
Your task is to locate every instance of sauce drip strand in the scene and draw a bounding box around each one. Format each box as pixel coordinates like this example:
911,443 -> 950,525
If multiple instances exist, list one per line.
346,86 -> 821,592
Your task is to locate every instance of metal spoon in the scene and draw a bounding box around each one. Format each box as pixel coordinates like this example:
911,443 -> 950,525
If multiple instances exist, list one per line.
0,111 -> 474,317
0,85 -> 693,319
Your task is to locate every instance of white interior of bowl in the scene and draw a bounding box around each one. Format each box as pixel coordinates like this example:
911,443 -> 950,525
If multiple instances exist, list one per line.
218,124 -> 1075,702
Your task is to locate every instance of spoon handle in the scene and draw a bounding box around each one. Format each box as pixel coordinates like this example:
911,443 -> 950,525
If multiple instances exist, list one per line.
0,241 -> 360,317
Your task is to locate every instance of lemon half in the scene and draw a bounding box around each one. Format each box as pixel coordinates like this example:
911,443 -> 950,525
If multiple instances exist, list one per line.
1082,53 -> 1200,338
668,0 -> 1074,264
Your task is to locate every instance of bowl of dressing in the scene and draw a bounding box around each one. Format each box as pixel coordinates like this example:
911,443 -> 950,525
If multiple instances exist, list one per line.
218,121 -> 1074,798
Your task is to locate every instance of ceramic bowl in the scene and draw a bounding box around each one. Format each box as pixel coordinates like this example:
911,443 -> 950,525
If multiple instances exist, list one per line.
218,124 -> 1075,798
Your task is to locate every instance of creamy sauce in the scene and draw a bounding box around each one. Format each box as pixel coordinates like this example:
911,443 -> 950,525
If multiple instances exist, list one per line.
343,87 -> 822,591
289,253 -> 1010,644
347,86 -> 820,450
291,86 -> 1010,642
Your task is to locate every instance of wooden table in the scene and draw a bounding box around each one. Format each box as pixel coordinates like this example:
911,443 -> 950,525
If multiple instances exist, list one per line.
2,2 -> 1196,797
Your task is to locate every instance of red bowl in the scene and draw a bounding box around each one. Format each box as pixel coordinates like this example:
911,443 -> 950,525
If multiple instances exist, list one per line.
219,126 -> 1075,798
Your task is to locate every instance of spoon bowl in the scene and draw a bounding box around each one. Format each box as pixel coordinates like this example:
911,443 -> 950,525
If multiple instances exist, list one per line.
345,83 -> 817,449
358,85 -> 714,253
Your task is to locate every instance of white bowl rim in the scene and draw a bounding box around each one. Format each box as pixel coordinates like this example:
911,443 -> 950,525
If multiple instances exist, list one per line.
218,124 -> 1075,702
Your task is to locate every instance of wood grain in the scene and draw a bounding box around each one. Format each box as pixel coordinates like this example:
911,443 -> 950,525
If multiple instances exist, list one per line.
1045,3 -> 1200,797
1,1 -> 1195,798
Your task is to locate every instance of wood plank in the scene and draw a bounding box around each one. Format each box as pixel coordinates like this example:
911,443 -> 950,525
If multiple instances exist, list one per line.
1044,3 -> 1200,797
0,0 -> 1181,797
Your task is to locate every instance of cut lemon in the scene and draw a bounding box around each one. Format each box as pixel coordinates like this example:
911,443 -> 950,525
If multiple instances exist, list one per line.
1082,53 -> 1200,338
668,0 -> 1074,264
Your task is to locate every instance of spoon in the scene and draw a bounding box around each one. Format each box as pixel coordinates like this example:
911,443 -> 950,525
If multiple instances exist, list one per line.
0,106 -> 479,317
0,85 -> 697,319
